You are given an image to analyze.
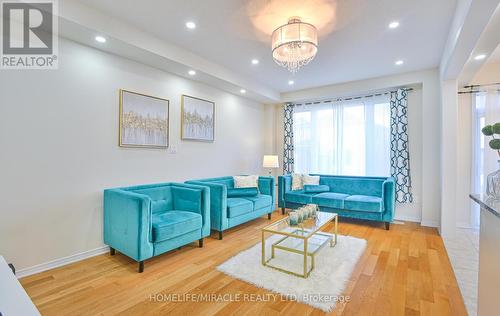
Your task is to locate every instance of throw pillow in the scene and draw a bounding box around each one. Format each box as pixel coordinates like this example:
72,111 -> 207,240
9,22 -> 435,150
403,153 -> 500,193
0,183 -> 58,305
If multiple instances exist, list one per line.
233,175 -> 259,188
291,173 -> 304,190
303,184 -> 330,193
303,174 -> 320,185
227,187 -> 259,197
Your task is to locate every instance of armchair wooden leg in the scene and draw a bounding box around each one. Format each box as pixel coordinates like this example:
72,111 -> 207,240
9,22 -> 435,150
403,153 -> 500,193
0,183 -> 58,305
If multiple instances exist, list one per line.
385,222 -> 390,230
138,261 -> 144,273
110,247 -> 115,256
8,263 -> 15,275
281,207 -> 286,215
268,213 -> 272,220
199,238 -> 204,248
218,231 -> 223,240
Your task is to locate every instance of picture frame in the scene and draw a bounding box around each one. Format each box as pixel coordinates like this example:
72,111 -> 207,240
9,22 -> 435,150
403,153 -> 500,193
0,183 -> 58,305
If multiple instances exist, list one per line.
119,89 -> 169,148
181,94 -> 215,142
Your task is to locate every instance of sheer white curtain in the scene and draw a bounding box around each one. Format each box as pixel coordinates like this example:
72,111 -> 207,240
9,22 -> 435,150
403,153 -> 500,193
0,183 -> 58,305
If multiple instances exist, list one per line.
293,95 -> 391,176
471,87 -> 500,227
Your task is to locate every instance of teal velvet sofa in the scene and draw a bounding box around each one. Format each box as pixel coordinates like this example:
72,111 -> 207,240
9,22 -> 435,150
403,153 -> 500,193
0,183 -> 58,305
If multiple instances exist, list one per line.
185,176 -> 275,239
278,175 -> 395,230
104,182 -> 210,272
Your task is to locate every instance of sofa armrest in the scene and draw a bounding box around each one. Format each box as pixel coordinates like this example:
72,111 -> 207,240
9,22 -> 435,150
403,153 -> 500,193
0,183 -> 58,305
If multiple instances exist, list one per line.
258,176 -> 275,206
185,181 -> 227,231
103,189 -> 153,261
171,183 -> 211,237
382,178 -> 396,222
278,175 -> 292,208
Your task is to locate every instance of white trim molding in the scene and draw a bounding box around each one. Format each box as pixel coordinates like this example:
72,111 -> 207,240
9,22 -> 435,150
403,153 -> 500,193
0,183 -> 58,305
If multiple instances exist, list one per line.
420,220 -> 440,228
16,246 -> 109,279
393,214 -> 422,223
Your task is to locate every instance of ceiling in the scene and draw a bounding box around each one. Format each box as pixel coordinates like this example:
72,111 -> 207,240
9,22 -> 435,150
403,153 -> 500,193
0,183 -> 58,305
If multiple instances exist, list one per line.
78,0 -> 457,93
489,44 -> 500,62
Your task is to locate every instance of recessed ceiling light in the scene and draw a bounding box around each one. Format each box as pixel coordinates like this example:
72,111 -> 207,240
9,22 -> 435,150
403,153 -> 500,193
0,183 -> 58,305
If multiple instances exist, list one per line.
288,80 -> 295,85
474,54 -> 487,60
251,59 -> 259,65
188,70 -> 196,76
240,89 -> 246,94
186,21 -> 196,29
395,60 -> 404,65
389,21 -> 400,29
95,36 -> 106,43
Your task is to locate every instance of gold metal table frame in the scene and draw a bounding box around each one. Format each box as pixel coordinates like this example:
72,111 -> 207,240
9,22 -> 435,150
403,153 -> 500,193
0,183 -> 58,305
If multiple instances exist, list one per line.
261,211 -> 338,278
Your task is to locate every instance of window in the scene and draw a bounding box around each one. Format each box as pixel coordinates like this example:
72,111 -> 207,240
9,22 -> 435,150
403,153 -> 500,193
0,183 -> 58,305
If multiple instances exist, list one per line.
293,96 -> 391,176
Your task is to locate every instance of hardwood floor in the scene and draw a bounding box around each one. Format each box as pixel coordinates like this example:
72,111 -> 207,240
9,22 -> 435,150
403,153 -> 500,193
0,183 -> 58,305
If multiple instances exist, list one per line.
20,211 -> 467,316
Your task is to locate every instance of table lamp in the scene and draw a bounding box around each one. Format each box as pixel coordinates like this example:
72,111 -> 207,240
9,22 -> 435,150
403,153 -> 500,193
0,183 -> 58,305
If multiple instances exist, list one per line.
263,155 -> 279,176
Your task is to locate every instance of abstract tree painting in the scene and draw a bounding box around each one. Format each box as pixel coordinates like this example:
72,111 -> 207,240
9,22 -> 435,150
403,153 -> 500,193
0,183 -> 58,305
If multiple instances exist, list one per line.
181,95 -> 215,142
119,90 -> 169,148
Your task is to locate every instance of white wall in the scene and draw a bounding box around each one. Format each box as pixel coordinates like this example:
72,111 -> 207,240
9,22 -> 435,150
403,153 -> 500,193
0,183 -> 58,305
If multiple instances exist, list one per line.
440,79 -> 459,238
456,93 -> 473,228
277,69 -> 442,226
471,61 -> 500,84
0,38 -> 273,271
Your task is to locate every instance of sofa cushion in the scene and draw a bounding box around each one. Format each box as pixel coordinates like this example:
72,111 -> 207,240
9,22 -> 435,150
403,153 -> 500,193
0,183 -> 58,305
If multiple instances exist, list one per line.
227,187 -> 259,198
285,190 -> 314,204
303,174 -> 320,185
319,177 -> 384,196
304,184 -> 330,194
152,210 -> 202,242
150,199 -> 171,213
344,195 -> 383,212
233,175 -> 259,188
312,192 -> 350,209
134,186 -> 172,213
227,198 -> 254,218
172,187 -> 202,213
292,173 -> 304,190
244,194 -> 272,210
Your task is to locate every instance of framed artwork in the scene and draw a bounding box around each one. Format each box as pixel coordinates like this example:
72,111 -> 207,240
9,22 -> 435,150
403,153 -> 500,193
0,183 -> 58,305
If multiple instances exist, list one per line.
181,95 -> 215,142
119,89 -> 169,148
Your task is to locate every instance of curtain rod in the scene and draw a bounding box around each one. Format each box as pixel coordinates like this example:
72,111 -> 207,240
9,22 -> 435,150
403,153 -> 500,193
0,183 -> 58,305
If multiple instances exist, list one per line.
290,88 -> 413,106
458,82 -> 500,94
463,82 -> 500,89
458,90 -> 500,94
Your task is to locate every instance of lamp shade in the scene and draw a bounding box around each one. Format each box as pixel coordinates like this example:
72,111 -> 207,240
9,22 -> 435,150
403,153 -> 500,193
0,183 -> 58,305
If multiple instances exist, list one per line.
263,155 -> 279,168
271,17 -> 318,73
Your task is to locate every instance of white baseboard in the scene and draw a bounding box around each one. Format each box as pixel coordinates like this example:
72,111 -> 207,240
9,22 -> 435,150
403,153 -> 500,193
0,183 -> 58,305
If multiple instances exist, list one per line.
16,245 -> 109,279
393,214 -> 421,223
420,220 -> 440,228
393,214 -> 440,228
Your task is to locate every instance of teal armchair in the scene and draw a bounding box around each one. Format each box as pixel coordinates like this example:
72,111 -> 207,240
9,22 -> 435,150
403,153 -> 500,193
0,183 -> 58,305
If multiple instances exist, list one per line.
104,182 -> 210,272
278,174 -> 395,230
185,176 -> 275,239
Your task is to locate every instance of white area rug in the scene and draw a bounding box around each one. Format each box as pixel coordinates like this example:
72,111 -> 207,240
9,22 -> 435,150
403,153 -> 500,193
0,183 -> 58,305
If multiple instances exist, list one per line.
217,234 -> 367,312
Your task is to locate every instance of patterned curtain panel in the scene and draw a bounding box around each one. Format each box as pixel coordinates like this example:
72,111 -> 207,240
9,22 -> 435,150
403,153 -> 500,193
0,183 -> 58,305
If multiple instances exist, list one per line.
390,89 -> 413,203
283,103 -> 295,174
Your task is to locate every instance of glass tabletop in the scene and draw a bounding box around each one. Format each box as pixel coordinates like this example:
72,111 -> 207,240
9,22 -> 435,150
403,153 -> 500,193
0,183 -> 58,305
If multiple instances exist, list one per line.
263,211 -> 336,239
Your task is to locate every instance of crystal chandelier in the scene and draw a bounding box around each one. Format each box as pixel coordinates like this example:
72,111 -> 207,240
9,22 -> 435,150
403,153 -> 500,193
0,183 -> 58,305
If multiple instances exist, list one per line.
271,17 -> 318,73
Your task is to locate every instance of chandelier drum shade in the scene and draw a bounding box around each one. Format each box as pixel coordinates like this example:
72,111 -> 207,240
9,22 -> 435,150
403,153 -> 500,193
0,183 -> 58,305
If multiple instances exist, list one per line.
271,17 -> 318,73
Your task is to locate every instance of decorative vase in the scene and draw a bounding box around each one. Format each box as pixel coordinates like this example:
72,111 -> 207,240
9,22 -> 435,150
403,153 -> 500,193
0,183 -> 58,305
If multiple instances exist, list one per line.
295,209 -> 302,223
311,204 -> 318,218
289,212 -> 299,226
486,160 -> 500,198
298,208 -> 306,222
301,207 -> 309,219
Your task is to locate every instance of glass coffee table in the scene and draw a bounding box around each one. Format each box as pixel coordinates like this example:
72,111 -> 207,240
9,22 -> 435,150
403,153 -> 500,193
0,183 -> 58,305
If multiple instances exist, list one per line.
261,211 -> 338,278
